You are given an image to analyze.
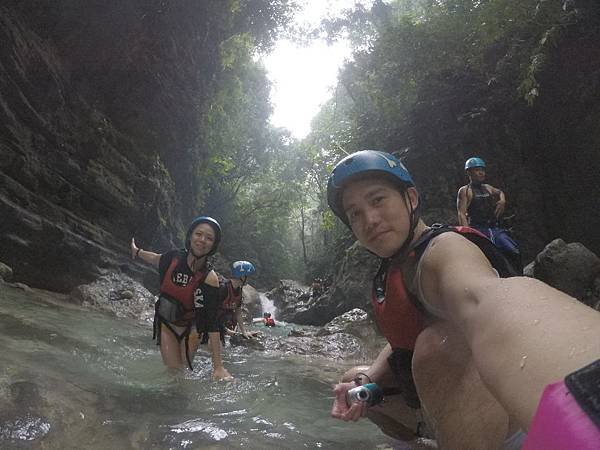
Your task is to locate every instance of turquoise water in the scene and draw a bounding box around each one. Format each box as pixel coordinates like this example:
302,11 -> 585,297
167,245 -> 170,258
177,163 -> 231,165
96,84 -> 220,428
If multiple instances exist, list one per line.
0,285 -> 394,449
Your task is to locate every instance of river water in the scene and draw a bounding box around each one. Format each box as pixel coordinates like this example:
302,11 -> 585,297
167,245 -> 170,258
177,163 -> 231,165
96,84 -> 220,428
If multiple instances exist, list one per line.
0,284 -> 395,449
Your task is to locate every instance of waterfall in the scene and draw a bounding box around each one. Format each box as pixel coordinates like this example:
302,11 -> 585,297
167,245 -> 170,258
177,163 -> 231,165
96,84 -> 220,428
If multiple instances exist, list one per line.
258,292 -> 277,319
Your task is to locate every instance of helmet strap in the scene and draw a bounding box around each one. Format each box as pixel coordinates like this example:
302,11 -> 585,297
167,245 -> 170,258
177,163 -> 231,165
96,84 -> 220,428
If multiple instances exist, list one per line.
188,249 -> 208,272
387,192 -> 420,265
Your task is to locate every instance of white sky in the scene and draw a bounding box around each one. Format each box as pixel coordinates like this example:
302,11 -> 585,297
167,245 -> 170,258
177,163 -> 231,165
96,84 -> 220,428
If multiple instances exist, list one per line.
262,0 -> 374,139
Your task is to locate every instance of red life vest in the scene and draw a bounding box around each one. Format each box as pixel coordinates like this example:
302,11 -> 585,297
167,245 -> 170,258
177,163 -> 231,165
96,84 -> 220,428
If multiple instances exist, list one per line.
222,281 -> 242,311
265,317 -> 276,327
371,263 -> 425,350
159,255 -> 208,321
371,225 -> 518,351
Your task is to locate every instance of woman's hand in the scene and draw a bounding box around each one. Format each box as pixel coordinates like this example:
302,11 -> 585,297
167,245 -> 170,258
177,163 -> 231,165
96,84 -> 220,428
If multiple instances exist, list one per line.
330,381 -> 368,421
130,237 -> 139,259
212,366 -> 234,381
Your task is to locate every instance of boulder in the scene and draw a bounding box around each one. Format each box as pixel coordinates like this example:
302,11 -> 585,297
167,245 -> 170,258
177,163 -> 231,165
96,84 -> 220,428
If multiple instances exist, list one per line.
318,308 -> 383,344
69,273 -> 155,323
266,244 -> 380,326
525,239 -> 600,308
241,284 -> 260,318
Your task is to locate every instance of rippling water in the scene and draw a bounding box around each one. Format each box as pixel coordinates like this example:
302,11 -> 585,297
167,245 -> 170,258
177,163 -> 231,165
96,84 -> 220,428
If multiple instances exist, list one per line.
0,285 -> 394,449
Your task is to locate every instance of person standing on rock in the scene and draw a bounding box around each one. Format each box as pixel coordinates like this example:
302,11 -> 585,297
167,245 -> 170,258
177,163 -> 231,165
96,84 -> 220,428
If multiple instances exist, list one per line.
327,150 -> 600,449
457,156 -> 522,272
218,260 -> 258,340
131,216 -> 232,381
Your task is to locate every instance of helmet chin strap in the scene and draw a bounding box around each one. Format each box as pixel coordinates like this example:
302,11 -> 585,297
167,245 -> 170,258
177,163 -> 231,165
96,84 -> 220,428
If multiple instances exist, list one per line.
387,195 -> 420,265
188,247 -> 211,271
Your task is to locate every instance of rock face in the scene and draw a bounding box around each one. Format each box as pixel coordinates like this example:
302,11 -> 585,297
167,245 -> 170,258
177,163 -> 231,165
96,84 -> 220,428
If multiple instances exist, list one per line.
0,5 -> 187,292
0,3 -> 249,293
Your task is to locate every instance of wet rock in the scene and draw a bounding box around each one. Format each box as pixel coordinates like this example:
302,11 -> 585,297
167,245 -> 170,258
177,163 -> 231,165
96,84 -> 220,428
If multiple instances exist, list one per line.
241,284 -> 260,318
317,308 -> 384,347
264,332 -> 365,360
288,329 -> 307,337
9,282 -> 32,292
0,261 -> 13,282
526,239 -> 600,307
228,334 -> 265,351
318,308 -> 369,336
268,243 -> 379,326
69,273 -> 155,323
120,289 -> 134,300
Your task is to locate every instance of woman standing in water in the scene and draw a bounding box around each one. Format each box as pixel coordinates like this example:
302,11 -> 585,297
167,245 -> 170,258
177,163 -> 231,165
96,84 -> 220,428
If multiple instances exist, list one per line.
131,216 -> 232,380
327,150 -> 599,449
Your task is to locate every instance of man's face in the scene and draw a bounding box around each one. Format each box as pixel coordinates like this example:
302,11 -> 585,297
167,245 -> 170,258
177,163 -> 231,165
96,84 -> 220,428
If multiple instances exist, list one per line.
190,223 -> 215,256
342,178 -> 416,258
467,167 -> 486,183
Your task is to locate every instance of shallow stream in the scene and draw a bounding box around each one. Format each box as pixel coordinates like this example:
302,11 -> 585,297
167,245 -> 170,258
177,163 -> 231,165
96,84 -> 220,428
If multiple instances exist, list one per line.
0,285 -> 394,449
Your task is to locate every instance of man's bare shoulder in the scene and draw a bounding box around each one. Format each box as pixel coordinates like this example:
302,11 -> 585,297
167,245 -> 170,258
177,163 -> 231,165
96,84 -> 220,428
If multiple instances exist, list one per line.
423,231 -> 493,272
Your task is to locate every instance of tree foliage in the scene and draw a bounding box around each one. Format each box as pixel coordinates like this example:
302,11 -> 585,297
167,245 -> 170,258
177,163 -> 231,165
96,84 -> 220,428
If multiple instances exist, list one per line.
296,0 -> 600,278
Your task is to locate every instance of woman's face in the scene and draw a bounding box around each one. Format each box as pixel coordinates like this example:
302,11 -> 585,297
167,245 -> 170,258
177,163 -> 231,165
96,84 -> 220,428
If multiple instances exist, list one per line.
342,177 -> 417,258
189,223 -> 216,256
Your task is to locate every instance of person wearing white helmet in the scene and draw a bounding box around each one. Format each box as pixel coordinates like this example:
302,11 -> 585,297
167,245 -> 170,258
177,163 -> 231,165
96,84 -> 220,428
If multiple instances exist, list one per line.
458,157 -> 521,272
327,150 -> 600,449
131,216 -> 233,381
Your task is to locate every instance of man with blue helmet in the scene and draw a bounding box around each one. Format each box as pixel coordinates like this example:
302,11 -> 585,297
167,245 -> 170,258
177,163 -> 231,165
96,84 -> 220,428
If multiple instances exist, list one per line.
131,216 -> 233,380
218,260 -> 258,340
327,150 -> 600,449
457,157 -> 521,272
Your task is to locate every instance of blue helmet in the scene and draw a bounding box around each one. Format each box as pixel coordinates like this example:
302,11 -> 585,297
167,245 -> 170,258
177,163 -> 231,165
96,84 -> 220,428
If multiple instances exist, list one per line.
185,216 -> 221,256
327,150 -> 415,226
465,157 -> 486,170
231,260 -> 255,278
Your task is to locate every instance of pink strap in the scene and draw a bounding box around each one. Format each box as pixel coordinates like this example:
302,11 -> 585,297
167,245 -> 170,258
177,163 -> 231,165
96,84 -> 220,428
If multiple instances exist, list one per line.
523,380 -> 600,450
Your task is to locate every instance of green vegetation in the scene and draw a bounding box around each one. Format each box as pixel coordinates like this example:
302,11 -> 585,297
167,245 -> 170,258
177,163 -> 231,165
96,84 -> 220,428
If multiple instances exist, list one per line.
6,1 -> 597,288
290,0 -> 600,281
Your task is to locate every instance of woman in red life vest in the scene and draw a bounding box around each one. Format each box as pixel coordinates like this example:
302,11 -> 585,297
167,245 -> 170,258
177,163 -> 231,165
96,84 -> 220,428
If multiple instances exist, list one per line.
219,260 -> 258,339
131,216 -> 232,381
327,150 -> 600,449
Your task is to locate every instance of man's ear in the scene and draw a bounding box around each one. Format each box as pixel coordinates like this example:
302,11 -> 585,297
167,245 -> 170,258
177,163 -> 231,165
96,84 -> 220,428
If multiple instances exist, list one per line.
406,187 -> 419,210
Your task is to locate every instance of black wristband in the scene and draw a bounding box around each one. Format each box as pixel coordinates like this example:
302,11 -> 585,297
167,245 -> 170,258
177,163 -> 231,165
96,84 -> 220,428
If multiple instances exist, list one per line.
136,248 -> 141,259
353,372 -> 372,386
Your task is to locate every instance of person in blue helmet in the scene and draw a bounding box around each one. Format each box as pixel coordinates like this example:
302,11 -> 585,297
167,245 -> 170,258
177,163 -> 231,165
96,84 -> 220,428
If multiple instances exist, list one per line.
327,150 -> 600,449
457,157 -> 522,272
131,216 -> 233,380
218,260 -> 259,340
